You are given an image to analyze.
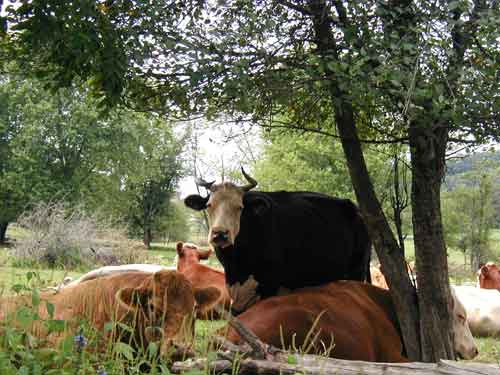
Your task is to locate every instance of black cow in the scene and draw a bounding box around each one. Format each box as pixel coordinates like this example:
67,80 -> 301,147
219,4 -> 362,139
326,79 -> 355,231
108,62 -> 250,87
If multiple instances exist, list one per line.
184,169 -> 371,314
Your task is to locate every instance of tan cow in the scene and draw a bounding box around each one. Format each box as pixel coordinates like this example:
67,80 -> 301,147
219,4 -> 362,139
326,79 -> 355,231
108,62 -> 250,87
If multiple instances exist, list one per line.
176,242 -> 231,319
477,262 -> 500,291
0,270 -> 220,359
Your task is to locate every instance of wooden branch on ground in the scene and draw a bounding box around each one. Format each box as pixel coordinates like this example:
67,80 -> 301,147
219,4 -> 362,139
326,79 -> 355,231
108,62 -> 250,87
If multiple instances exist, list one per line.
193,308 -> 500,375
172,355 -> 500,375
215,306 -> 276,360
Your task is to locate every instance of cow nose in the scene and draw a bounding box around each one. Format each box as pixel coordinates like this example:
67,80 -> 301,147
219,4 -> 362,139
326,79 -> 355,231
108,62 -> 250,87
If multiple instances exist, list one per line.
212,230 -> 229,243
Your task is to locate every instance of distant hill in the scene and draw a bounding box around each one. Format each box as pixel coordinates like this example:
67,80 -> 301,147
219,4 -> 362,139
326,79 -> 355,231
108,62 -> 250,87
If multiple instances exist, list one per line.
445,151 -> 500,177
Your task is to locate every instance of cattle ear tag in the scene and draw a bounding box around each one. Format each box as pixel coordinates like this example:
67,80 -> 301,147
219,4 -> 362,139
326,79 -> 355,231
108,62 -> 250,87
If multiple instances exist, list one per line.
194,286 -> 221,312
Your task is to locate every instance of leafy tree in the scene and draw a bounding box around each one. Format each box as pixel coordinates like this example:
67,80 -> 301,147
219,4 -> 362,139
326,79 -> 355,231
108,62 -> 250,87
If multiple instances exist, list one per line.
443,174 -> 496,270
253,129 -> 398,206
0,76 -> 186,245
0,77 -> 130,242
121,119 -> 185,248
4,0 -> 499,361
156,198 -> 191,244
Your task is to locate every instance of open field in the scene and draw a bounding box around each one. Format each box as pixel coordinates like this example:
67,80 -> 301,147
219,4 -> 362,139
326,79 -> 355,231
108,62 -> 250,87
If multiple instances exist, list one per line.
0,226 -> 499,366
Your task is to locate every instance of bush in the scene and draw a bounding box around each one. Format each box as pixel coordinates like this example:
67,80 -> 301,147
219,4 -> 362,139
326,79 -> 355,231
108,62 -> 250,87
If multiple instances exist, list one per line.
11,202 -> 157,270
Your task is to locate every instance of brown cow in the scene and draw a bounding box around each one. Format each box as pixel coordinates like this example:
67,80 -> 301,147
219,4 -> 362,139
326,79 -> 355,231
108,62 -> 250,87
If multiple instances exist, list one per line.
477,262 -> 500,291
223,281 -> 478,362
176,242 -> 231,319
0,270 -> 220,359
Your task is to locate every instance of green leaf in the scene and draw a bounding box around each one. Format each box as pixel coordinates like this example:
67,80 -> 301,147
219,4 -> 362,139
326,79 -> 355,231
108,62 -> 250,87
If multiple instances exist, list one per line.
31,288 -> 40,307
45,301 -> 55,319
46,319 -> 66,334
287,354 -> 298,364
16,306 -> 34,330
114,342 -> 136,361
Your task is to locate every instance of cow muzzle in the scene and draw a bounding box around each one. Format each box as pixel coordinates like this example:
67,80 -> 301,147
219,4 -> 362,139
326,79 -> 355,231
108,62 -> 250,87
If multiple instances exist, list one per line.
210,229 -> 232,248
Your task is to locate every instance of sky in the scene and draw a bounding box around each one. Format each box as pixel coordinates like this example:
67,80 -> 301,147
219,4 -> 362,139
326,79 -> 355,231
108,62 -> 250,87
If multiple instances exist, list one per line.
177,119 -> 263,198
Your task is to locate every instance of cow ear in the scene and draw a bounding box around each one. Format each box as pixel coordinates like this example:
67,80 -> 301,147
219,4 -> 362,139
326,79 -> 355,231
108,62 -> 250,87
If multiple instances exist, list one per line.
117,287 -> 151,311
184,195 -> 209,211
194,286 -> 221,313
176,242 -> 184,256
198,248 -> 212,260
481,267 -> 489,276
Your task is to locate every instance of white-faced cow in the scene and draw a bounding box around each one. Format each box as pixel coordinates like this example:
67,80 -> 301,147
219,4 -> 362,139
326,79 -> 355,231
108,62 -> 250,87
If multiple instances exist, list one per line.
184,168 -> 372,314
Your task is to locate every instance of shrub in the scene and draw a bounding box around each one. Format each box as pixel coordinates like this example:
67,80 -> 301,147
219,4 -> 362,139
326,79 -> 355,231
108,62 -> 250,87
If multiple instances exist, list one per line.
11,202 -> 157,270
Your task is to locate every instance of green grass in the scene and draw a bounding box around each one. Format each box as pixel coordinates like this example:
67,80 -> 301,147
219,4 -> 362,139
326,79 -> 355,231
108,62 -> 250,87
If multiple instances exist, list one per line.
1,225 -> 500,368
0,266 -> 84,294
474,337 -> 500,364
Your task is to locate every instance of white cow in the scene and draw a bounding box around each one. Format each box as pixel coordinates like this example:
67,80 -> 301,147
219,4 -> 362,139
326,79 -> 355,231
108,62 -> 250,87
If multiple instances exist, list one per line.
452,285 -> 500,337
63,264 -> 174,288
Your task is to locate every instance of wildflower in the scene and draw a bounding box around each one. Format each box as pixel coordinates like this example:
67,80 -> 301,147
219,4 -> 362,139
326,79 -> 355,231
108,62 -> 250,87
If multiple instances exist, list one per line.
74,331 -> 88,351
97,369 -> 108,375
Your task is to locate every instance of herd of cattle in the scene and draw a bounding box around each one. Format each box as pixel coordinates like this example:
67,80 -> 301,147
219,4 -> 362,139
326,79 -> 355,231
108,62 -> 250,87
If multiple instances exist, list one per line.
1,172 -> 499,364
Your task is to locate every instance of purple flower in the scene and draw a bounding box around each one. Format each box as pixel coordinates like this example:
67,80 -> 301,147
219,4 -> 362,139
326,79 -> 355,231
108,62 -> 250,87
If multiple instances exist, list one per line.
74,332 -> 88,350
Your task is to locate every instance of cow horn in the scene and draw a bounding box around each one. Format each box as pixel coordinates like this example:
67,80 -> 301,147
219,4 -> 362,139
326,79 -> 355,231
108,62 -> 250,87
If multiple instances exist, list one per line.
195,177 -> 215,190
239,167 -> 258,192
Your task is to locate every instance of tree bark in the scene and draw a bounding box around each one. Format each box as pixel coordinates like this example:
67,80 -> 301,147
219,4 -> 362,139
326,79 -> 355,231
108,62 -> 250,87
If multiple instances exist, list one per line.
308,0 -> 421,360
409,121 -> 454,361
143,225 -> 152,249
0,221 -> 8,243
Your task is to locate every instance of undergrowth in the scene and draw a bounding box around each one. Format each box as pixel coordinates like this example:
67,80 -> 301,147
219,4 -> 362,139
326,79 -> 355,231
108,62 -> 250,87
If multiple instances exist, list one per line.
0,271 -> 220,375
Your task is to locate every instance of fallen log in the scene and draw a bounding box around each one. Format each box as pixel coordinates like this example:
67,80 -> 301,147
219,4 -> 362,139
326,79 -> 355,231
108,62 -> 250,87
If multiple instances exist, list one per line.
185,308 -> 500,375
172,355 -> 500,375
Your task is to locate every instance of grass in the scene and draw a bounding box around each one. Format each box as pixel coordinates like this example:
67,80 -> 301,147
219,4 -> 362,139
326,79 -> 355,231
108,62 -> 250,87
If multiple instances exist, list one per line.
1,225 -> 500,370
474,337 -> 500,365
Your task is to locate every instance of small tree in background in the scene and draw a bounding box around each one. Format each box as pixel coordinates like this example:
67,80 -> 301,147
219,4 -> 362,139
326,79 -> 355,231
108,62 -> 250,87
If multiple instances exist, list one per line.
123,120 -> 185,249
443,173 -> 495,271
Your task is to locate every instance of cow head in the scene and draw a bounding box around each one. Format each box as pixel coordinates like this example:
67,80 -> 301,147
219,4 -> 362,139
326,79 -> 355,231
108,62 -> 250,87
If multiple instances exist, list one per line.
450,288 -> 478,360
477,262 -> 500,290
116,270 -> 221,358
176,242 -> 213,272
184,168 -> 258,248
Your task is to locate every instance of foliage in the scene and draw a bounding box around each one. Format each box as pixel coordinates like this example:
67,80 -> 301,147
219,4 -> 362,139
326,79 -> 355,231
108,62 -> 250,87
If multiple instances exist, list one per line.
155,199 -> 191,244
256,129 -> 403,198
442,173 -> 496,270
3,1 -> 498,145
119,120 -> 186,248
0,75 -> 188,244
445,152 -> 500,227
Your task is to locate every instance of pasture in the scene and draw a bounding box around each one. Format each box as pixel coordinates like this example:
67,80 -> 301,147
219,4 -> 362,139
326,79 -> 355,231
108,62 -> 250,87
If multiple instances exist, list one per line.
0,226 -> 499,373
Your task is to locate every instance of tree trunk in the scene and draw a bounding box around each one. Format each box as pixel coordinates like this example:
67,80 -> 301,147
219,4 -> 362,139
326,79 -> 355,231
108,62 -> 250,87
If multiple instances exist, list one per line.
409,121 -> 454,362
308,0 -> 421,360
0,221 -> 8,243
143,225 -> 152,249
